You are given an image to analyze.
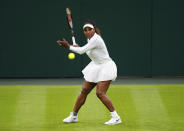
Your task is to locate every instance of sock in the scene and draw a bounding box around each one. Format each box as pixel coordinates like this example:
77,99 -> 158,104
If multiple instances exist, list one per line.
73,111 -> 78,116
110,110 -> 119,117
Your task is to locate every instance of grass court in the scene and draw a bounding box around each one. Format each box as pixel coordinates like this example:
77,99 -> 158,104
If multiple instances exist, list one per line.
0,80 -> 184,131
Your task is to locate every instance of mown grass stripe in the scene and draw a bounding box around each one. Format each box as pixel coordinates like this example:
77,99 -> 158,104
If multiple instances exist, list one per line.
131,86 -> 170,131
158,85 -> 184,131
45,85 -> 81,131
13,86 -> 46,130
0,86 -> 21,130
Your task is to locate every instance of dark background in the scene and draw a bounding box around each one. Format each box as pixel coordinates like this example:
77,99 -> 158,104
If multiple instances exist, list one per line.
0,0 -> 184,78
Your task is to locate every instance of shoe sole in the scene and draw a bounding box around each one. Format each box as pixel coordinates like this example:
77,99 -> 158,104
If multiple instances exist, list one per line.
63,121 -> 78,123
63,120 -> 78,123
63,119 -> 78,123
104,120 -> 122,125
63,122 -> 78,123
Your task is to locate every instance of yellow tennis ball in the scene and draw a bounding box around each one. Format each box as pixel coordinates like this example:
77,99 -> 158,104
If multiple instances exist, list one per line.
68,53 -> 75,60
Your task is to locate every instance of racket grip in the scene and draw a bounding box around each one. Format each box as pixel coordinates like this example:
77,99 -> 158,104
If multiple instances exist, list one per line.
72,36 -> 77,45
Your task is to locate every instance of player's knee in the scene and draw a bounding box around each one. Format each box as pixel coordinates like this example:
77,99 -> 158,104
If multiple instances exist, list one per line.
96,91 -> 105,99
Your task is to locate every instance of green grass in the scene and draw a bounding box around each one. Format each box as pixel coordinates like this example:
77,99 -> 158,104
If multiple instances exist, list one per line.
0,84 -> 184,131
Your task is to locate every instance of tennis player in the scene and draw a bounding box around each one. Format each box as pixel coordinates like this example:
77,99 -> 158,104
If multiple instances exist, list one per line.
57,20 -> 121,125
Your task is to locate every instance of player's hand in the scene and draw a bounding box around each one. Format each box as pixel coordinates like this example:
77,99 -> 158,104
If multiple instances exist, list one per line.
57,38 -> 70,49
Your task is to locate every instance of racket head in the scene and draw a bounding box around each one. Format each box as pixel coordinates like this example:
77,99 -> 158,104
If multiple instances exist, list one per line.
66,8 -> 73,30
66,8 -> 76,45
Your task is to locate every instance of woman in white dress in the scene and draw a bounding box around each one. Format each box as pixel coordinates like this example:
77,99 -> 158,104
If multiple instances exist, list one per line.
57,20 -> 121,125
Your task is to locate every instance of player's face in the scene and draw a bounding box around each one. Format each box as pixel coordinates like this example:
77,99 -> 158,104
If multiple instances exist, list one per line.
83,27 -> 95,39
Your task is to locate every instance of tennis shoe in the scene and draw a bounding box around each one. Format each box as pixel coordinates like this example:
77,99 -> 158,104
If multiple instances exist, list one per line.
104,115 -> 122,125
63,112 -> 78,123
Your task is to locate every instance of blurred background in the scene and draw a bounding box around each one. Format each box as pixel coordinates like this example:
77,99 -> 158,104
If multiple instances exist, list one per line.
0,0 -> 184,78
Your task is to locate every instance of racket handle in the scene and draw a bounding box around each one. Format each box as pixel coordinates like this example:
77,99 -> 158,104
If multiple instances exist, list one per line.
72,36 -> 77,45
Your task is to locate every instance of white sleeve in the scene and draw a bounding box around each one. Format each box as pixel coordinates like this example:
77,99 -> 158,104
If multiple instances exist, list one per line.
69,38 -> 98,55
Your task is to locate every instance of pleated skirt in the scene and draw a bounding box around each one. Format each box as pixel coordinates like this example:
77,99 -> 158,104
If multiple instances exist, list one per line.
82,60 -> 117,83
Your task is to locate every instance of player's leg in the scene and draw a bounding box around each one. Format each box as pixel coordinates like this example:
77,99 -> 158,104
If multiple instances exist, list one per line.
96,80 -> 114,111
63,80 -> 96,123
73,80 -> 96,113
96,81 -> 121,125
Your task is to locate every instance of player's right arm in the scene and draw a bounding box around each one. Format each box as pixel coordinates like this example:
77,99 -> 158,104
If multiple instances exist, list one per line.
57,39 -> 70,48
57,37 -> 99,55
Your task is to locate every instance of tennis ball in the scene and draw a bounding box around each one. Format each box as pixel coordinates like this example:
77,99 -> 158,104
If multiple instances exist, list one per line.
68,53 -> 75,60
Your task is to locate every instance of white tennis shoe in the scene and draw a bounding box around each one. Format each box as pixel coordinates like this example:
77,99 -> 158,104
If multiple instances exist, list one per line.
104,115 -> 122,125
63,112 -> 78,123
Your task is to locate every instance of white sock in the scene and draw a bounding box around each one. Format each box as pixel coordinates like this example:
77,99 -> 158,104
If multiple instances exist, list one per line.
110,110 -> 119,117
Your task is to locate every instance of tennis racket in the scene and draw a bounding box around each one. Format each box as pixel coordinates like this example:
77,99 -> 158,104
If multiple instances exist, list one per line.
66,8 -> 76,45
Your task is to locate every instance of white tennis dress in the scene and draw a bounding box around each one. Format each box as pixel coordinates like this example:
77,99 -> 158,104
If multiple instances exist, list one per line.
70,33 -> 117,83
